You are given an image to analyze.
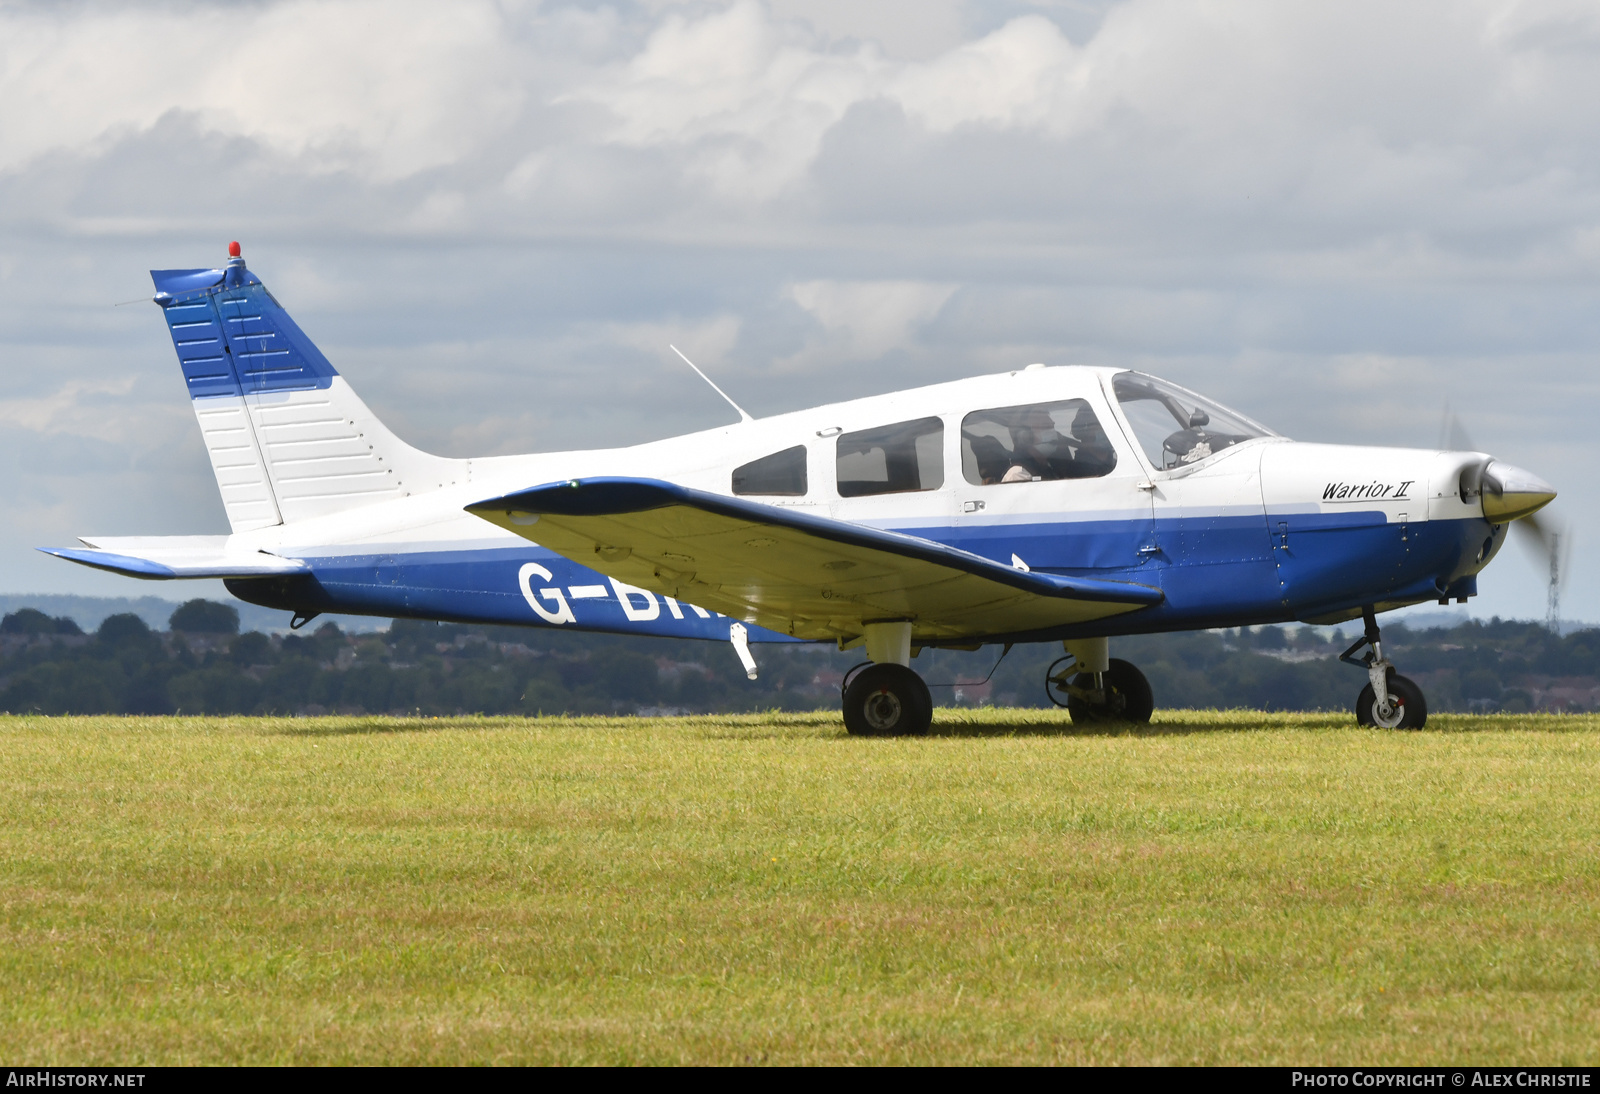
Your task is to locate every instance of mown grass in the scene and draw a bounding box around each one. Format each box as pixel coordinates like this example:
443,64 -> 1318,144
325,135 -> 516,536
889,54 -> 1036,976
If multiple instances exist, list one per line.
0,708 -> 1596,1065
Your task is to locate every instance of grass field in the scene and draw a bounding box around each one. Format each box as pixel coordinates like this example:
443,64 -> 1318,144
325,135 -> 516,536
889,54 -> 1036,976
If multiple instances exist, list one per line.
1,709 -> 1596,1065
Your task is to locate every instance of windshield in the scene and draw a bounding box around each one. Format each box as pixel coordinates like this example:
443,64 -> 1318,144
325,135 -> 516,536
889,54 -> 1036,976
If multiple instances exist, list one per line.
1111,372 -> 1276,470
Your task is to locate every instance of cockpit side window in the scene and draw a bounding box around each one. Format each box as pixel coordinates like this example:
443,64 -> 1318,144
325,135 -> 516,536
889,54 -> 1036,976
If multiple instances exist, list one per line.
836,417 -> 944,497
732,445 -> 808,496
961,400 -> 1117,485
1111,372 -> 1274,470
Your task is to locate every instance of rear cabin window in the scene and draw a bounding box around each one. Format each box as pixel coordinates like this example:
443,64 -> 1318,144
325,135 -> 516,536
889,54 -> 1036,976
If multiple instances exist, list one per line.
961,399 -> 1118,485
732,445 -> 808,496
836,417 -> 944,497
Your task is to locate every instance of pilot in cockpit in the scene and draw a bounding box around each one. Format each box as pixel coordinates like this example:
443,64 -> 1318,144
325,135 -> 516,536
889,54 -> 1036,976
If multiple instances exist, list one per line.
1001,408 -> 1064,482
970,435 -> 1011,485
1065,412 -> 1117,478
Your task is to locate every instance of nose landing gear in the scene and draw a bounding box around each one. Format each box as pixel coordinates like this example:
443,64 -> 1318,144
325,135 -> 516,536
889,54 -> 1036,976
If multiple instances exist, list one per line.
1341,606 -> 1428,729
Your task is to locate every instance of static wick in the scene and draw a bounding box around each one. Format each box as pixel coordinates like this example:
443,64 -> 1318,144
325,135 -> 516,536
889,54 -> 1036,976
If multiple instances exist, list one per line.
670,345 -> 752,424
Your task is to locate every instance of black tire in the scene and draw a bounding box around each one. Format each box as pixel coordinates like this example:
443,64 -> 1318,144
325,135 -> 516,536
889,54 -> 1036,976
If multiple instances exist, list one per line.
1064,658 -> 1154,725
842,663 -> 932,737
1355,672 -> 1427,729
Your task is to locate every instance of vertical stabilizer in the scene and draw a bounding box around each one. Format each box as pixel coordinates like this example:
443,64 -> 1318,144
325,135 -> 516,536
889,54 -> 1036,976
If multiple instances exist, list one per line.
152,245 -> 465,530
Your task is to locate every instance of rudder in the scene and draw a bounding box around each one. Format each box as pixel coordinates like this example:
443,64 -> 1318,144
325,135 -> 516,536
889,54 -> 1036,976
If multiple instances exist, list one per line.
153,245 -> 465,531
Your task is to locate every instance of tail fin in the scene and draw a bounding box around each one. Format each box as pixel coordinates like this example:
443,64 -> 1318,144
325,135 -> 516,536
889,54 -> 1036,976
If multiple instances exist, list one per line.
152,244 -> 465,531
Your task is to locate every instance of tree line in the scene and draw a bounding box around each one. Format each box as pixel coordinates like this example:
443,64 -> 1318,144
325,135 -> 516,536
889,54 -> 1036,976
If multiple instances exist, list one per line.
2,600 -> 1595,716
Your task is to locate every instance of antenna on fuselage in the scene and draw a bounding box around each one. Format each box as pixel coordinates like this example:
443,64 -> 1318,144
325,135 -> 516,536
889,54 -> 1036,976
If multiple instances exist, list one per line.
670,345 -> 753,424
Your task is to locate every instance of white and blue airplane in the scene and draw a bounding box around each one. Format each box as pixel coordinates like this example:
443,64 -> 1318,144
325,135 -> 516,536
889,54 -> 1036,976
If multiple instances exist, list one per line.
45,244 -> 1557,734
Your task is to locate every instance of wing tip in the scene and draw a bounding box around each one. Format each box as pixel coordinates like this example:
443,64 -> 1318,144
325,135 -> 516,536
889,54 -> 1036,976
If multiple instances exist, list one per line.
37,545 -> 308,580
38,546 -> 178,579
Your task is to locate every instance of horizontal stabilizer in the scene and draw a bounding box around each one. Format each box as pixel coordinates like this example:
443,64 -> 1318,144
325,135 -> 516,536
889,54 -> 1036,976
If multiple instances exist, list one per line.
38,536 -> 309,580
466,478 -> 1162,643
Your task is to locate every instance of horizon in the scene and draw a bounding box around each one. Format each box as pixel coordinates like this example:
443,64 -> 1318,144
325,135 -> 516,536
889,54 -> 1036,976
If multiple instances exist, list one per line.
2,591 -> 1587,640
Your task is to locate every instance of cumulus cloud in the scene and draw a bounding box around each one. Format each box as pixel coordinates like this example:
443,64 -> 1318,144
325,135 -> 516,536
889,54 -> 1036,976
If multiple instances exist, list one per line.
6,0 -> 1599,250
0,377 -> 137,435
787,279 -> 957,361
1,0 -> 1597,619
569,1 -> 886,201
0,0 -> 529,181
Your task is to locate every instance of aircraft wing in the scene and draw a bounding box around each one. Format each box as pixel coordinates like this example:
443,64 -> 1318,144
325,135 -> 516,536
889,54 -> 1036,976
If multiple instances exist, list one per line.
38,537 -> 310,580
467,478 -> 1162,642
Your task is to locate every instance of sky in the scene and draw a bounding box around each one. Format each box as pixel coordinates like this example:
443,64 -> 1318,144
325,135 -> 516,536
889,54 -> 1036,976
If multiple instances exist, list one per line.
1,0 -> 1596,624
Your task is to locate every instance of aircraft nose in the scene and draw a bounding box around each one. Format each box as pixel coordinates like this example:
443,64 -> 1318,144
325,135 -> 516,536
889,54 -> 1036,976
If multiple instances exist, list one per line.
1480,460 -> 1556,523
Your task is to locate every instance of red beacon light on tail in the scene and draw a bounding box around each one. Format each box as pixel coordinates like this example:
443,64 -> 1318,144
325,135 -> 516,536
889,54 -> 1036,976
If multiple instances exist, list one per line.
223,240 -> 246,286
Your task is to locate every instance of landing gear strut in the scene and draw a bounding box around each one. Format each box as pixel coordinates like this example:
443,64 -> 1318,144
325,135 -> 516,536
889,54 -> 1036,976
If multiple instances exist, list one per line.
1340,606 -> 1428,729
1046,638 -> 1154,724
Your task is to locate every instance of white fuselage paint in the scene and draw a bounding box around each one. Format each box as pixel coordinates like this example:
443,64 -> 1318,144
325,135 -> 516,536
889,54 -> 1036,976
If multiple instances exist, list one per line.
201,366 -> 1464,567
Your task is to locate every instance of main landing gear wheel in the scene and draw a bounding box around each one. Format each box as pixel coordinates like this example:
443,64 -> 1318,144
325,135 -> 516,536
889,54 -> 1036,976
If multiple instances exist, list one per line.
1046,657 -> 1154,724
842,663 -> 933,737
1356,672 -> 1428,730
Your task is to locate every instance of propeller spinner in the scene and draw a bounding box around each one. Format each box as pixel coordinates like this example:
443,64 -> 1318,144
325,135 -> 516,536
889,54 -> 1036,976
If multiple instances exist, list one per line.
1445,412 -> 1566,630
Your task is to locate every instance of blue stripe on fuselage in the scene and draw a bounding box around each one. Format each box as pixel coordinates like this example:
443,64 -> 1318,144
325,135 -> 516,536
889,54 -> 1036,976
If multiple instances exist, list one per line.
252,512 -> 1496,643
259,544 -> 793,642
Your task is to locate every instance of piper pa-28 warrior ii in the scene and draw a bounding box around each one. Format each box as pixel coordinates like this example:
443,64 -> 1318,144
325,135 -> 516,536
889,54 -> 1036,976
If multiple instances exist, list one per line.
45,245 -> 1558,734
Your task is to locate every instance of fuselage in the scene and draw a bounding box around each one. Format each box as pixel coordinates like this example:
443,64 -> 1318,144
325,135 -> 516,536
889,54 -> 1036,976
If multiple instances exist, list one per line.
215,364 -> 1509,644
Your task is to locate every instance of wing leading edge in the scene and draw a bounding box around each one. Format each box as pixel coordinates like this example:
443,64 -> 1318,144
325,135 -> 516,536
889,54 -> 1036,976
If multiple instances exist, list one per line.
466,478 -> 1162,643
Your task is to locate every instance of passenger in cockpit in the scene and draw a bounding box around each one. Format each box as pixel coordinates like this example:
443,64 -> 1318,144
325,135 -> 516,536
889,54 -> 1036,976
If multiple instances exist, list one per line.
969,435 -> 1012,485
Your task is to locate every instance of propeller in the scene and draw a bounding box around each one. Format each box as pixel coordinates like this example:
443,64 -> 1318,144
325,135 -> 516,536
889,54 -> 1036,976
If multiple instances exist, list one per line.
1518,506 -> 1570,633
1441,406 -> 1569,631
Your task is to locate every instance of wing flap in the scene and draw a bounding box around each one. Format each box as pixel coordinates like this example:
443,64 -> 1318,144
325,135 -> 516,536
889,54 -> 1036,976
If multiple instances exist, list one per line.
467,478 -> 1161,641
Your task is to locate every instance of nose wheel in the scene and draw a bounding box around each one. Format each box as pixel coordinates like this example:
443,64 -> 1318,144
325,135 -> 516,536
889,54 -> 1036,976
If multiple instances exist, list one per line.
1341,606 -> 1428,730
842,663 -> 933,736
1356,671 -> 1427,729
